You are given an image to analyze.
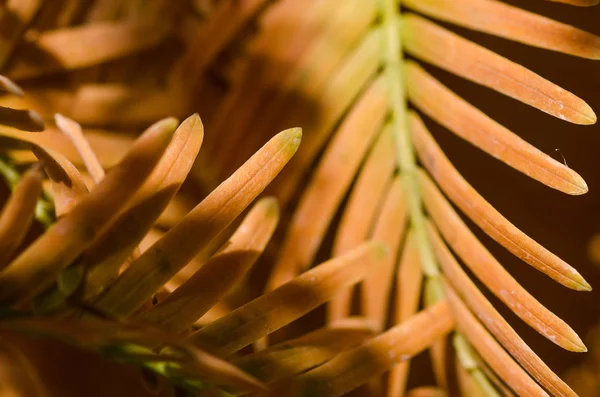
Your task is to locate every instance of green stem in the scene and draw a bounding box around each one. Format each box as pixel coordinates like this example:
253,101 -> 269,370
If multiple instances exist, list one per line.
454,334 -> 501,396
103,342 -> 235,396
380,0 -> 441,300
381,2 -> 498,395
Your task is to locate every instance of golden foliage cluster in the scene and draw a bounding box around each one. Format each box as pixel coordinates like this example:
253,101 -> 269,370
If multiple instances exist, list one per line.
0,0 -> 598,396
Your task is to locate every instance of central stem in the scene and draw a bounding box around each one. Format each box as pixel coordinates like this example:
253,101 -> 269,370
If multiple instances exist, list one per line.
380,3 -> 499,394
380,0 -> 442,300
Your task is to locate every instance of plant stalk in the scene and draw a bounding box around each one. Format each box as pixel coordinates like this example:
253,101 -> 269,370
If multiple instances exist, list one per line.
381,1 -> 498,395
381,0 -> 442,300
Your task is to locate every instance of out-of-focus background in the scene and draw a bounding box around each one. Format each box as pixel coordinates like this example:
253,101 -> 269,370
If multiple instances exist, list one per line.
0,0 -> 600,395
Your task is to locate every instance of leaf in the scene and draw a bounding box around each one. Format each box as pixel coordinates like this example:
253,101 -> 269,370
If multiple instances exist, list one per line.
136,197 -> 279,333
186,241 -> 388,357
403,0 -> 600,59
410,111 -> 590,291
81,114 -> 204,300
7,18 -> 172,80
223,0 -> 378,170
266,77 -> 386,291
419,170 -> 586,352
162,344 -> 267,393
33,147 -> 89,217
429,337 -> 449,392
0,316 -> 265,393
0,0 -> 42,69
445,284 -> 550,397
8,127 -> 135,170
406,387 -> 447,397
362,175 -> 408,328
252,26 -> 382,207
264,300 -> 454,397
54,113 -> 105,184
387,232 -> 423,397
0,164 -> 43,269
405,61 -> 588,195
0,117 -> 177,305
128,114 -> 204,208
402,14 -> 596,124
331,127 -> 396,255
233,320 -> 375,388
455,354 -> 489,397
203,0 -> 357,180
0,75 -> 24,96
93,127 -> 302,316
427,219 -> 578,397
0,127 -> 88,216
328,126 -> 396,322
453,334 -> 503,397
0,313 -> 182,350
70,85 -> 184,127
0,107 -> 44,131
170,0 -> 270,93
39,115 -> 201,307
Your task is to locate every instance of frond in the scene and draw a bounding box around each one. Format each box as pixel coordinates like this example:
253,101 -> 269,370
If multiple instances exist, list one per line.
202,0 -> 597,395
0,101 -> 305,394
0,1 -> 597,396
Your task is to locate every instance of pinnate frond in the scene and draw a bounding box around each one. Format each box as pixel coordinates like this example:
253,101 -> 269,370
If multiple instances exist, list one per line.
0,0 -> 597,396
